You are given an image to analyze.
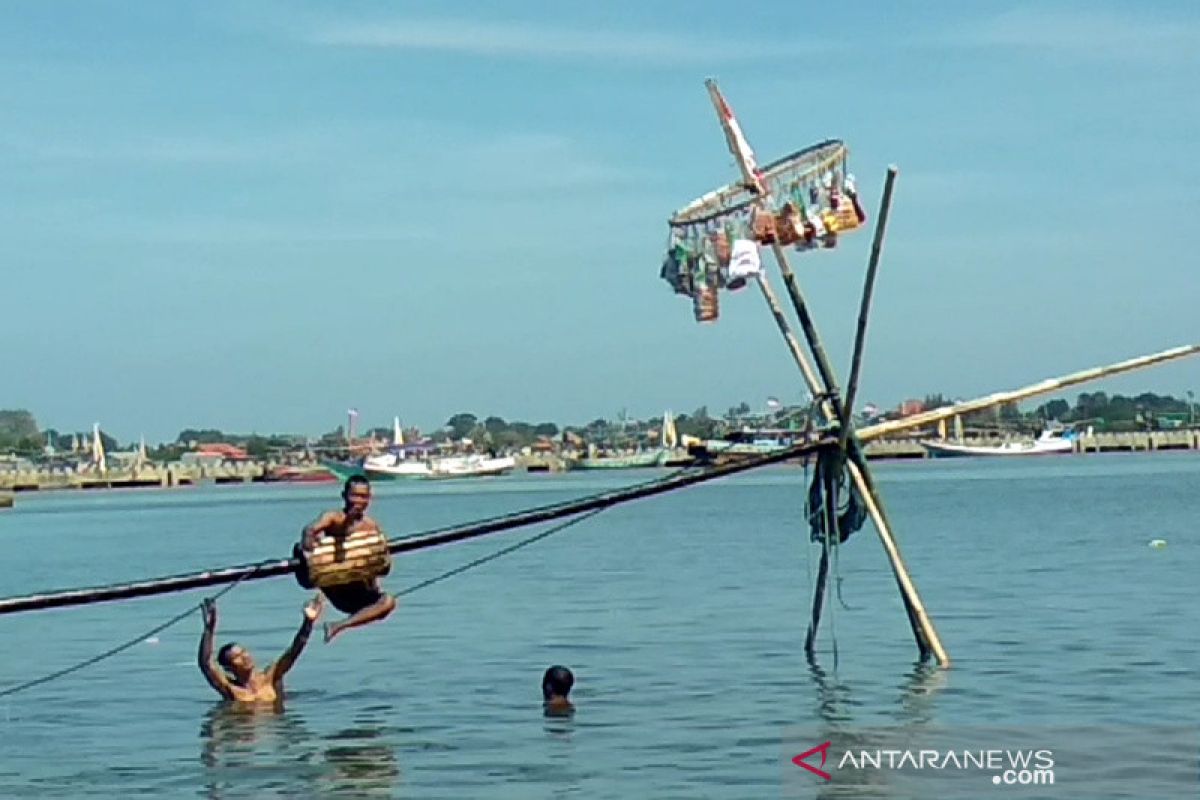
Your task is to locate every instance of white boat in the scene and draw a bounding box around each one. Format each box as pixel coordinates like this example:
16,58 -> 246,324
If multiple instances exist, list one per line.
425,454 -> 517,479
363,451 -> 517,479
921,428 -> 1077,458
359,417 -> 516,479
362,452 -> 433,478
700,428 -> 802,456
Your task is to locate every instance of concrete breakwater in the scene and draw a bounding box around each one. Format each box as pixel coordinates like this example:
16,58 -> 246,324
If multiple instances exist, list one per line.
0,461 -> 265,492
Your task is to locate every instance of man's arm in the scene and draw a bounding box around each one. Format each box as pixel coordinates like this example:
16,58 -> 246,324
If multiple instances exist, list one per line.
268,595 -> 323,686
301,511 -> 336,550
197,600 -> 234,700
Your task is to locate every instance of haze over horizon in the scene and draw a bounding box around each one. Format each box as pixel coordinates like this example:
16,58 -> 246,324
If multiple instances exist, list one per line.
4,2 -> 1198,443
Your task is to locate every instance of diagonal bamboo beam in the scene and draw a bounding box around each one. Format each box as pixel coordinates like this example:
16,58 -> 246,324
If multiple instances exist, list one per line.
857,344 -> 1200,442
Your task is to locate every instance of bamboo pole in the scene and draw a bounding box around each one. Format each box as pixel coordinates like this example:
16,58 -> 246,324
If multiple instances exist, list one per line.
805,547 -> 830,658
0,435 -> 839,617
859,344 -> 1200,442
705,78 -> 946,665
841,166 -> 899,452
750,269 -> 936,661
805,462 -> 839,659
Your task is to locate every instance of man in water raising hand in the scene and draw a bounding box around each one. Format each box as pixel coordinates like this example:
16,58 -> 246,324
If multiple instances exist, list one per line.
197,595 -> 322,703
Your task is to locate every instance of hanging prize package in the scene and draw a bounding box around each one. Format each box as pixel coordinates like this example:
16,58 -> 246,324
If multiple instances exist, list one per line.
662,139 -> 866,324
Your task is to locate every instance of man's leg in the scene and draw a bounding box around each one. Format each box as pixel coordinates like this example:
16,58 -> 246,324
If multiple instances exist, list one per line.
324,593 -> 396,643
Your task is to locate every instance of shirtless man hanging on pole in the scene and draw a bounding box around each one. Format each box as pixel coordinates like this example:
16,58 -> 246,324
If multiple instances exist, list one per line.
300,475 -> 397,643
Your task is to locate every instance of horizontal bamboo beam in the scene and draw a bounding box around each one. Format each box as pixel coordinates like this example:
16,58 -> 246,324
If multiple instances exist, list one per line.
0,435 -> 838,616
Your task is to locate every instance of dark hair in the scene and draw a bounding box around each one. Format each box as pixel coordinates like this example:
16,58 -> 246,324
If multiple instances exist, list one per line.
542,665 -> 574,700
217,643 -> 239,671
343,475 -> 370,495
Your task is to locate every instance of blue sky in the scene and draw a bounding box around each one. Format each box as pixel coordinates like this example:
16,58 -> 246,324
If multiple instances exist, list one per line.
3,1 -> 1198,442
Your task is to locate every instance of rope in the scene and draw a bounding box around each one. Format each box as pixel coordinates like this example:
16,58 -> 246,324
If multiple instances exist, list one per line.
394,463 -> 699,596
397,508 -> 605,598
0,558 -> 277,699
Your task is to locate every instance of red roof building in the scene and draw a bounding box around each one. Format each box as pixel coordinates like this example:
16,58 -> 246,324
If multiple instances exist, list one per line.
195,443 -> 250,460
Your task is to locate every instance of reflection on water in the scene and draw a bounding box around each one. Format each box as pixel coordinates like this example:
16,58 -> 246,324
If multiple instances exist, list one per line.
199,702 -> 400,798
798,662 -> 948,798
543,706 -> 576,743
894,660 -> 947,727
319,724 -> 402,798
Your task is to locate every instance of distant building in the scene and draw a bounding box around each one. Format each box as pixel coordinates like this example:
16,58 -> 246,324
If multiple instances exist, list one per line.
194,443 -> 250,461
898,399 -> 926,417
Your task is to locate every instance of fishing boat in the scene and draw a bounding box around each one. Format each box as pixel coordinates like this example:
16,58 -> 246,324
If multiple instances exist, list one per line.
659,410 -> 695,467
921,427 -> 1077,458
423,454 -> 517,479
569,448 -> 666,470
568,411 -> 693,470
264,464 -> 337,484
322,453 -> 516,480
698,428 -> 801,457
361,446 -> 440,478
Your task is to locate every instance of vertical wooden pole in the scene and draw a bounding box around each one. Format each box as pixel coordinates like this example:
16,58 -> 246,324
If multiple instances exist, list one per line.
804,547 -> 830,658
704,78 -> 948,666
841,166 -> 899,448
805,459 -> 841,659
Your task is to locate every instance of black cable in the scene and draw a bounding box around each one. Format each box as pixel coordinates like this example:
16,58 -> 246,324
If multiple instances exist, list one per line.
0,558 -> 277,699
397,508 -> 605,598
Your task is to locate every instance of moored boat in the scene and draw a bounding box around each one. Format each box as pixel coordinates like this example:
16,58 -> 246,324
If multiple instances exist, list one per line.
921,428 -> 1077,458
569,448 -> 666,470
265,465 -> 337,483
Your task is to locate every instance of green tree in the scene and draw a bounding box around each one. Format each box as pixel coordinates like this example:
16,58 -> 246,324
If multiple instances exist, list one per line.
245,436 -> 271,459
0,407 -> 38,443
176,428 -> 228,445
150,443 -> 186,461
1037,399 -> 1070,420
446,413 -> 478,439
319,426 -> 345,444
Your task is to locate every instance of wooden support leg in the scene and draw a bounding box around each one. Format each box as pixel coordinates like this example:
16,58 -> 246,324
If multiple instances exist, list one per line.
805,546 -> 829,659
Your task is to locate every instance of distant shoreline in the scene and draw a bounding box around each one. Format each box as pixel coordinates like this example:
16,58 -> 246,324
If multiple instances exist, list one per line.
3,430 -> 1198,498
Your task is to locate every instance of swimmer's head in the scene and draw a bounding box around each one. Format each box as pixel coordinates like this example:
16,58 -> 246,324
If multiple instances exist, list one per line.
542,665 -> 574,701
217,642 -> 255,681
